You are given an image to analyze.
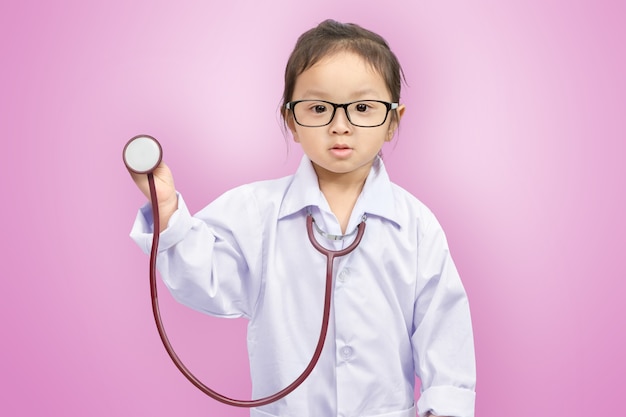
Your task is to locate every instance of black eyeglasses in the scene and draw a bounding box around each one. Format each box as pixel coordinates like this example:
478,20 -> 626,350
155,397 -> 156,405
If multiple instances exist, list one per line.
285,100 -> 399,128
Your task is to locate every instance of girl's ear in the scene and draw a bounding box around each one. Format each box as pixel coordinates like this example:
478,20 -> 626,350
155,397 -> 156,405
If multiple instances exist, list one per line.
285,111 -> 300,142
386,104 -> 406,142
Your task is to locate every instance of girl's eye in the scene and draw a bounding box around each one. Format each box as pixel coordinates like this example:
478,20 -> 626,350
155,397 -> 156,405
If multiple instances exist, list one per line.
312,104 -> 327,113
355,103 -> 369,112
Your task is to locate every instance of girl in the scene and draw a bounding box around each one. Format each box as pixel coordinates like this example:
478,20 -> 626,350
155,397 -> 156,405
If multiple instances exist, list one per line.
130,19 -> 476,417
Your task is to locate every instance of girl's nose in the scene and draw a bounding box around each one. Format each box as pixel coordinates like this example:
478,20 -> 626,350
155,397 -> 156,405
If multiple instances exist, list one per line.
329,107 -> 352,135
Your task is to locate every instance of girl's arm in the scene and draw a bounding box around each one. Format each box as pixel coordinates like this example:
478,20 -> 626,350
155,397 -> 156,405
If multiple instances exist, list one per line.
412,213 -> 476,417
130,186 -> 264,319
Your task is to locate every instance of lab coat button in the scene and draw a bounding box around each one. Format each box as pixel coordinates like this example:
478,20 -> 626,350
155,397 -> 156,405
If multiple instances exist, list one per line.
338,269 -> 350,282
341,346 -> 353,358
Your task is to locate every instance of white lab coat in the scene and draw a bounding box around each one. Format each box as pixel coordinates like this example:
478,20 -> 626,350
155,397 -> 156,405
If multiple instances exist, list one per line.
131,156 -> 476,417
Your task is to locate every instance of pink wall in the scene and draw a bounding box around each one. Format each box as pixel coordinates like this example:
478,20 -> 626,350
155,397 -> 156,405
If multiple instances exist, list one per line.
1,1 -> 624,416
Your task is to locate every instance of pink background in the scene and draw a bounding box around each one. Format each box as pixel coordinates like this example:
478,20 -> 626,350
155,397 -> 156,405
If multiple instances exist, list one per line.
1,1 -> 624,416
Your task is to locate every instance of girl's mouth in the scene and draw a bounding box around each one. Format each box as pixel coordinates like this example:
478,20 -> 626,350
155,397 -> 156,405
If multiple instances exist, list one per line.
330,145 -> 353,158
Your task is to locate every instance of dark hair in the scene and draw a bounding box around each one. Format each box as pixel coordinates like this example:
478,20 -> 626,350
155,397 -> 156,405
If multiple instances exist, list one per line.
281,19 -> 406,127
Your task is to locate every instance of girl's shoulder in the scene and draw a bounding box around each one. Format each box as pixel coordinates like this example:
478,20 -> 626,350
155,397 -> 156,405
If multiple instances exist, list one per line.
385,181 -> 450,240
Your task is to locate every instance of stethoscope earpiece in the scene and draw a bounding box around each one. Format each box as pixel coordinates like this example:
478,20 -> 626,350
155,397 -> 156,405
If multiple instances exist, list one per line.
123,134 -> 162,174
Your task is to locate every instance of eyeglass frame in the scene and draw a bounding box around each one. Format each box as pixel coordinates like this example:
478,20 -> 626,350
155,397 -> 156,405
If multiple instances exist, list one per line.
285,99 -> 399,128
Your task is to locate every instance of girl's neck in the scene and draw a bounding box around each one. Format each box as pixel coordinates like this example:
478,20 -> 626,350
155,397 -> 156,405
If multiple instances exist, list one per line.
313,163 -> 371,233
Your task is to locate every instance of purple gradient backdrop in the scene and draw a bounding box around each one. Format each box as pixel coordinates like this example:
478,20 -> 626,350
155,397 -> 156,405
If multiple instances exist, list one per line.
1,1 -> 624,416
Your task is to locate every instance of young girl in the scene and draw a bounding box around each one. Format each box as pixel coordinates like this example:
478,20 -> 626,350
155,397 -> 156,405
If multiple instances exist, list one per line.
130,19 -> 476,417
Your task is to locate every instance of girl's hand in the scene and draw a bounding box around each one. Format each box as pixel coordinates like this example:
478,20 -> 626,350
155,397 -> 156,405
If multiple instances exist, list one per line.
128,162 -> 178,232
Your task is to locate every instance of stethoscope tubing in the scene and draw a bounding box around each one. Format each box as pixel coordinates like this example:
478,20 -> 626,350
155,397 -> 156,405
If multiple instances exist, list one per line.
146,172 -> 366,407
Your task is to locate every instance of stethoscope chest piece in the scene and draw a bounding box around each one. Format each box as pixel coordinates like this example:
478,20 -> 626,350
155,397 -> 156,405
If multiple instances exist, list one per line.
123,134 -> 162,174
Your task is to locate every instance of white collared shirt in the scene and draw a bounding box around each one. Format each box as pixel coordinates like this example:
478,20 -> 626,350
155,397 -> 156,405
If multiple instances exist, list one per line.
131,156 -> 476,417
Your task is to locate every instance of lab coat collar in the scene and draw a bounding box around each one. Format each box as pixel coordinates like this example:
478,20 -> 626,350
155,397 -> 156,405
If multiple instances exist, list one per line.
278,155 -> 401,227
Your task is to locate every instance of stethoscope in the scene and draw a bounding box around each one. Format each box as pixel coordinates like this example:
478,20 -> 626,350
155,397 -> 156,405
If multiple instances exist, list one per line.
122,134 -> 366,407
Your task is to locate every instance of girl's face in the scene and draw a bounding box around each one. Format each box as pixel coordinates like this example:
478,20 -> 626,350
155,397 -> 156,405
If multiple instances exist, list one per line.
288,51 -> 405,183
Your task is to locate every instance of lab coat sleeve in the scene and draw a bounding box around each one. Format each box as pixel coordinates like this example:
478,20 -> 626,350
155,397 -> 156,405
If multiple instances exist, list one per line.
129,189 -> 264,319
412,213 -> 476,417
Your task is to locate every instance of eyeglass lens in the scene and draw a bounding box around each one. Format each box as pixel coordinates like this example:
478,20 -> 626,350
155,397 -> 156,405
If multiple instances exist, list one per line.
293,101 -> 391,127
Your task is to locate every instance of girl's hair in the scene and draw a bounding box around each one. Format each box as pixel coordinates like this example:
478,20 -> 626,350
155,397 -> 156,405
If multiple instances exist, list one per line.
281,19 -> 406,126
